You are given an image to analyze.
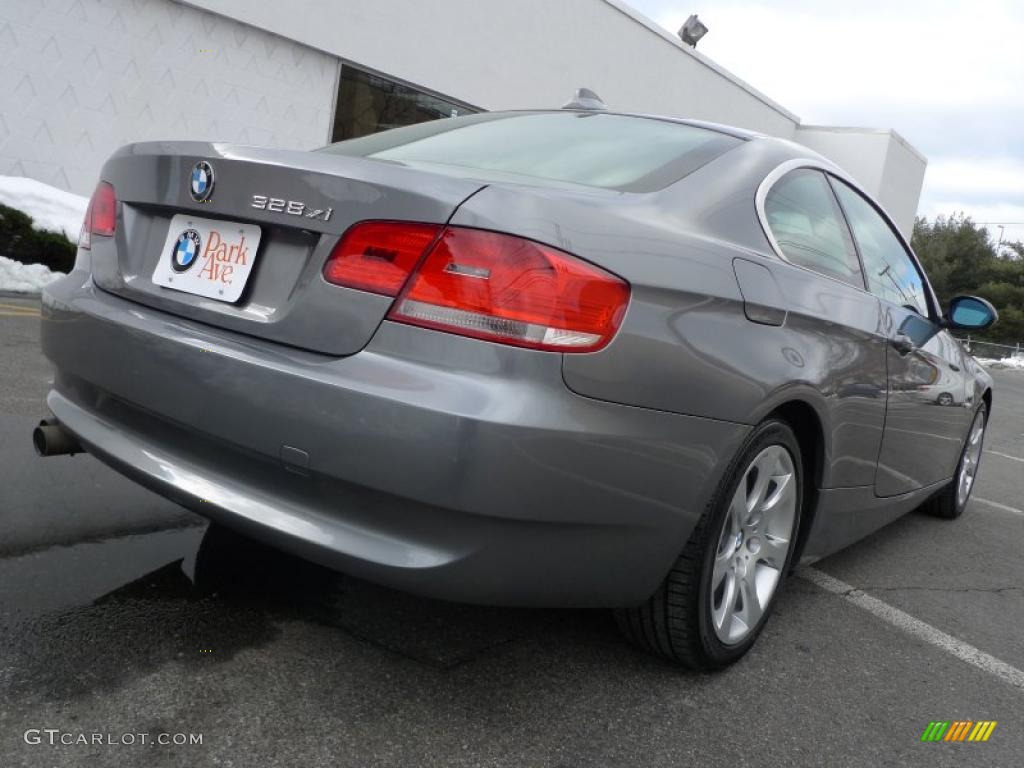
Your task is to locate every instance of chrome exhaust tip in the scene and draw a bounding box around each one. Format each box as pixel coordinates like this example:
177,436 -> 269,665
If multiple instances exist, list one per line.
32,419 -> 83,457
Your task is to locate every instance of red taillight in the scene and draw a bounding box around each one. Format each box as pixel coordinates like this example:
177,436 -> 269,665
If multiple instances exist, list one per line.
323,221 -> 442,296
388,227 -> 630,353
78,181 -> 117,249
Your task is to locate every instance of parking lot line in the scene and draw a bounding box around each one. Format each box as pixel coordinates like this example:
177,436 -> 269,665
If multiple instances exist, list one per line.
0,307 -> 41,317
974,497 -> 1024,517
799,567 -> 1024,692
985,449 -> 1024,464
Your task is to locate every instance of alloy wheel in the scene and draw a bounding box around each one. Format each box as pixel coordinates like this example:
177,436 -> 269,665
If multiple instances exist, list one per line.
711,445 -> 797,645
956,410 -> 986,508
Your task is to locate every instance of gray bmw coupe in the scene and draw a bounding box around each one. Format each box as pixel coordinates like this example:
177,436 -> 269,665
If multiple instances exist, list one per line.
37,99 -> 997,669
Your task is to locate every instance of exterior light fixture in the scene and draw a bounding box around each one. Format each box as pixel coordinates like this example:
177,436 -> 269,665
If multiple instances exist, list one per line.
678,14 -> 708,48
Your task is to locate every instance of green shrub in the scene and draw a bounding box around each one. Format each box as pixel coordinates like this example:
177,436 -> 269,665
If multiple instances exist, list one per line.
0,203 -> 77,273
913,214 -> 1024,345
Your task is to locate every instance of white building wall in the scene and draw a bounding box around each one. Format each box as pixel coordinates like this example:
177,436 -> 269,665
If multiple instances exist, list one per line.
0,0 -> 338,195
185,0 -> 801,137
878,133 -> 929,239
0,0 -> 927,229
795,126 -> 927,237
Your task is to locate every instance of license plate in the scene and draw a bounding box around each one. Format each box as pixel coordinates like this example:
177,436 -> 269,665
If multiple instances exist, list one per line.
152,214 -> 262,302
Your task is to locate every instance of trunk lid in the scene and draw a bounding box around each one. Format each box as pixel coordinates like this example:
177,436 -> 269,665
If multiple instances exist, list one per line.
90,142 -> 485,355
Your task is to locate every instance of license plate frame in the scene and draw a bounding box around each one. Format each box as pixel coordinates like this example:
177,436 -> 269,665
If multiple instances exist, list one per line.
152,214 -> 262,303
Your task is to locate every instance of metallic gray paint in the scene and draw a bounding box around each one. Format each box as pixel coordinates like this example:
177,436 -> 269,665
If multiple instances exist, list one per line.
39,115 -> 993,606
873,307 -> 975,495
456,143 -> 890,489
41,273 -> 749,606
90,142 -> 486,356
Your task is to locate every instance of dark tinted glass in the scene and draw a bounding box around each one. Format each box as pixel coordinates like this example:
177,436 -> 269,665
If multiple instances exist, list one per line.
764,169 -> 863,286
831,180 -> 930,314
331,66 -> 476,141
322,111 -> 742,191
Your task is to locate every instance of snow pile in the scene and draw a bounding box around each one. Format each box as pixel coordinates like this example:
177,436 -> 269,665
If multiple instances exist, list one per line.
975,355 -> 1024,370
0,175 -> 89,239
0,254 -> 64,293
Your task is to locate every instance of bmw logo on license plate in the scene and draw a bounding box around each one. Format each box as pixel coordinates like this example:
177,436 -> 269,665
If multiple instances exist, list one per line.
171,229 -> 202,272
190,160 -> 215,202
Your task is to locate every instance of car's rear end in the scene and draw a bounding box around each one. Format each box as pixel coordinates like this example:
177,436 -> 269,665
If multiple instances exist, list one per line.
39,111 -> 751,607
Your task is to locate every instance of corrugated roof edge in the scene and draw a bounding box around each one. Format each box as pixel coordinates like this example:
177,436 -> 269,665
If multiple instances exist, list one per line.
600,0 -> 801,125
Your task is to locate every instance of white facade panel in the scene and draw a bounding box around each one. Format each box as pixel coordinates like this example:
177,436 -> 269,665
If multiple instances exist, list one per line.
795,126 -> 927,237
185,0 -> 800,137
0,0 -> 337,195
0,0 -> 926,229
878,134 -> 929,239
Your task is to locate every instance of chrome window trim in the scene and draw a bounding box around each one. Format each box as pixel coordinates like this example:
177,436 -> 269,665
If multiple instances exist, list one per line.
825,174 -> 940,319
754,159 -> 867,293
754,158 -> 942,319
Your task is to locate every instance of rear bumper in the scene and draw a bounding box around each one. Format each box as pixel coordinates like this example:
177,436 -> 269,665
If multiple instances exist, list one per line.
41,271 -> 749,607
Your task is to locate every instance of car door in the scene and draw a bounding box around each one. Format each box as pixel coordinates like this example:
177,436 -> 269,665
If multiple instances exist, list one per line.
829,178 -> 973,497
759,167 -> 888,488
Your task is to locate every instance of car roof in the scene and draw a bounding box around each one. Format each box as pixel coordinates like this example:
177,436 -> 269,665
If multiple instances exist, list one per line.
533,108 -> 764,141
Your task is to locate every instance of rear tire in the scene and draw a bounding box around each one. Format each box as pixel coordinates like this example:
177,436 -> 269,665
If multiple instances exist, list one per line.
922,403 -> 987,520
616,419 -> 803,669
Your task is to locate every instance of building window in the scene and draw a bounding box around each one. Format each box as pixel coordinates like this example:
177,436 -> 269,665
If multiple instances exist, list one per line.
331,65 -> 477,141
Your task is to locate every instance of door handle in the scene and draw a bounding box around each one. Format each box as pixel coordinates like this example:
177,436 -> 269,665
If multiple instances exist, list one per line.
950,364 -> 960,372
891,332 -> 915,356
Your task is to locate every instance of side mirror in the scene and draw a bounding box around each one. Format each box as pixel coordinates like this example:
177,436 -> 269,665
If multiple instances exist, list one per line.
945,295 -> 998,330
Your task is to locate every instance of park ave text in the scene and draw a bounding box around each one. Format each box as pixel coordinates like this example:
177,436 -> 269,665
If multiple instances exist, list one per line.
198,230 -> 249,284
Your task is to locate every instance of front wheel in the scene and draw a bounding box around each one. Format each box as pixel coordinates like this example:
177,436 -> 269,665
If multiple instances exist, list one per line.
923,403 -> 987,519
616,419 -> 803,669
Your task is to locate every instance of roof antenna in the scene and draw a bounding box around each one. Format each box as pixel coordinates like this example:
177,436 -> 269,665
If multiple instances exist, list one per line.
562,88 -> 607,111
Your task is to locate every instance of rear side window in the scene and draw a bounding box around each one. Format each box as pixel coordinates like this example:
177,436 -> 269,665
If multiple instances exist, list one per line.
763,169 -> 864,287
830,180 -> 930,315
320,111 -> 742,192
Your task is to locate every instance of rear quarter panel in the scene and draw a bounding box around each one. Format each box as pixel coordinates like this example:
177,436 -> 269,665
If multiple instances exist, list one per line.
450,142 -> 888,489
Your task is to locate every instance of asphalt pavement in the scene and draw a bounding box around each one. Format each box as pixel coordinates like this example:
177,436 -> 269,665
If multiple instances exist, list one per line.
1,293 -> 1022,767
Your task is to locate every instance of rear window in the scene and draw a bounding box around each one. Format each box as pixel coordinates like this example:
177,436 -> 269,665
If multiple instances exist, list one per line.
319,111 -> 742,192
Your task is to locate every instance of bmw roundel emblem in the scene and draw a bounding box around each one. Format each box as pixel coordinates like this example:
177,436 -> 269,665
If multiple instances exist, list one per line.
171,229 -> 202,272
189,160 -> 215,202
